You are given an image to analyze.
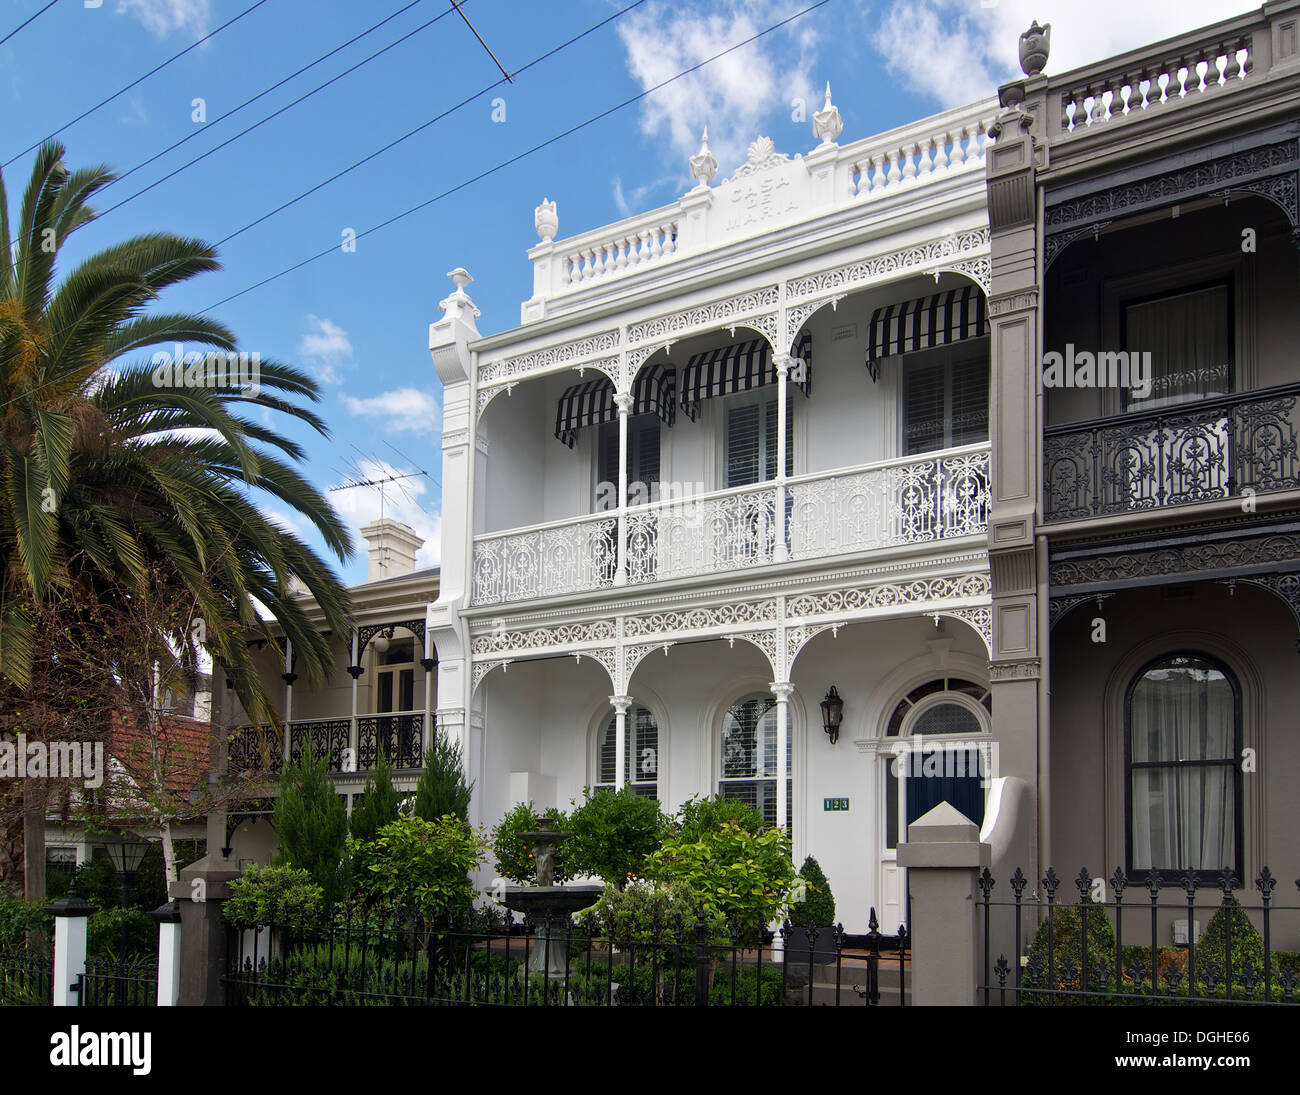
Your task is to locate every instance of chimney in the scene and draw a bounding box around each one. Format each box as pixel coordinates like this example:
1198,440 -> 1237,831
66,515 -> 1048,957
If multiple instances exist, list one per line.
359,519 -> 425,581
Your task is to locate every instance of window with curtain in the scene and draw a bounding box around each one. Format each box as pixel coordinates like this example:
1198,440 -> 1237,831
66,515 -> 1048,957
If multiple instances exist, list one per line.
594,705 -> 659,799
719,692 -> 791,831
1123,282 -> 1232,409
1126,653 -> 1241,882
902,353 -> 989,455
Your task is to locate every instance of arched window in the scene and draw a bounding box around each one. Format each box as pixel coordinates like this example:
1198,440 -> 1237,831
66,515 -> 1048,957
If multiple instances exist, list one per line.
718,693 -> 790,830
1126,652 -> 1241,883
595,705 -> 658,799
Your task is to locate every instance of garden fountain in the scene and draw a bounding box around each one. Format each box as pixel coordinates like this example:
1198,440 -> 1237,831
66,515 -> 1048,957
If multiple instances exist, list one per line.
501,816 -> 603,975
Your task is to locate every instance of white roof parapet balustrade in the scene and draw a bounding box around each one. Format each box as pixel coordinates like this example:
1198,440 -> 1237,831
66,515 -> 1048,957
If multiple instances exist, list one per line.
518,96 -> 997,325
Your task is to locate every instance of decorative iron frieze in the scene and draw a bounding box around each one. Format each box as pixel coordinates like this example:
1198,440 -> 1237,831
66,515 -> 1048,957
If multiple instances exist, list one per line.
1050,532 -> 1300,588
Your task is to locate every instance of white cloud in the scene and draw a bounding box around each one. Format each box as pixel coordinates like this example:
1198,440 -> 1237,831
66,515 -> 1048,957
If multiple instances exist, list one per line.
116,0 -> 211,38
616,1 -> 820,175
297,315 -> 353,385
612,173 -> 678,218
341,387 -> 442,436
329,459 -> 441,569
869,0 -> 1259,109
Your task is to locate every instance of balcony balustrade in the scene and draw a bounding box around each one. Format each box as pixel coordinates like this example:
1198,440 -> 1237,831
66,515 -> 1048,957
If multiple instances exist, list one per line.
471,446 -> 990,606
1043,383 -> 1300,522
228,714 -> 427,777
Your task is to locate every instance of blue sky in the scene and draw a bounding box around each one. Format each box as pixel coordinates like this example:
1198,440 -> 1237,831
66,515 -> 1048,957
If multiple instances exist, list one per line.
1,0 -> 1254,583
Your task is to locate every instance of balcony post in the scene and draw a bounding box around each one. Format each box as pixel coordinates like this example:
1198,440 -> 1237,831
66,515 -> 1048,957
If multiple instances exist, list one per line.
281,638 -> 294,767
421,622 -> 436,760
610,694 -> 632,791
347,629 -> 361,774
614,391 -> 632,585
774,357 -> 789,562
771,681 -> 794,833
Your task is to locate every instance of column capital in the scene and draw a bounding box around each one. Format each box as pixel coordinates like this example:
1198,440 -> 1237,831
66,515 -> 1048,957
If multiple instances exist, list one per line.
769,681 -> 795,699
608,694 -> 633,712
613,392 -> 633,414
772,354 -> 794,377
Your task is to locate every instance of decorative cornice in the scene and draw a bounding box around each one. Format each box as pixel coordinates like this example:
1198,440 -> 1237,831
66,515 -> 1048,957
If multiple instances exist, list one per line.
988,657 -> 1041,681
988,288 -> 1038,316
441,428 -> 469,451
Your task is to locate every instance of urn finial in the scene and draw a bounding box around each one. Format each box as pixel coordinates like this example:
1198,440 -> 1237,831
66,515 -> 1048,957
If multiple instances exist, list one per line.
534,198 -> 558,243
1019,20 -> 1051,77
813,81 -> 843,145
689,127 -> 718,188
439,268 -> 480,320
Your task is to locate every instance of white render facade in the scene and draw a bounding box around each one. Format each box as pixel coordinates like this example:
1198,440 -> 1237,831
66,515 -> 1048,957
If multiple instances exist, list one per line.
428,92 -> 1003,932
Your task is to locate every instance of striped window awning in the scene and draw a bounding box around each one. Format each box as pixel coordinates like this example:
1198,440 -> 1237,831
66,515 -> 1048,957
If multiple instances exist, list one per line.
865,286 -> 988,381
680,332 -> 812,421
554,363 -> 676,448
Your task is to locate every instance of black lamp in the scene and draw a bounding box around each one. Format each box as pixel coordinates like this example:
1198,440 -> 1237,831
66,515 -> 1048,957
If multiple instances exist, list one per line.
820,686 -> 844,744
103,831 -> 152,1005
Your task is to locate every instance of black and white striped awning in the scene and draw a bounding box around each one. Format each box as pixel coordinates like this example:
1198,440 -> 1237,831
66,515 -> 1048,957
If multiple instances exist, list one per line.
865,286 -> 988,381
680,332 -> 812,421
554,363 -> 676,448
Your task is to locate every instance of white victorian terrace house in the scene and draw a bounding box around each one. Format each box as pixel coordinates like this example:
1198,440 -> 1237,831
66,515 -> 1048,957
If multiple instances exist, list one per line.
429,89 -> 1000,932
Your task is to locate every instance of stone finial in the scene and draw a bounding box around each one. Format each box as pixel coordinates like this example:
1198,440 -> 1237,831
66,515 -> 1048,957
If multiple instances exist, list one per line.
813,82 -> 843,145
439,267 -> 481,321
534,198 -> 558,243
1019,21 -> 1050,77
689,128 -> 718,188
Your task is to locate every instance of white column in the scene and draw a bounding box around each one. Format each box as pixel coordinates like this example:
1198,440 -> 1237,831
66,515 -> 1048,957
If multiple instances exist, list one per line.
614,392 -> 631,585
422,624 -> 435,756
774,356 -> 789,563
51,892 -> 92,1007
771,681 -> 794,832
610,695 -> 632,790
348,630 -> 360,773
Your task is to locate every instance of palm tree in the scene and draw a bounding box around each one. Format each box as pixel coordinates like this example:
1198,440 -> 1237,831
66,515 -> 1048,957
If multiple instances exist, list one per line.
0,144 -> 355,896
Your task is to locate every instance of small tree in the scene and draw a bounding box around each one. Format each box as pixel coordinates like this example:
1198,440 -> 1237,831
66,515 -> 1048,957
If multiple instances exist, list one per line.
348,816 -> 483,918
491,802 -> 575,884
349,749 -> 400,844
674,794 -> 766,842
413,735 -> 473,824
788,855 -> 836,927
274,755 -> 347,903
567,787 -> 669,889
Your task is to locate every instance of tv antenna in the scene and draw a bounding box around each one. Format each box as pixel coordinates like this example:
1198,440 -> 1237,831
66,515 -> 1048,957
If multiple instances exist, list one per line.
328,443 -> 430,525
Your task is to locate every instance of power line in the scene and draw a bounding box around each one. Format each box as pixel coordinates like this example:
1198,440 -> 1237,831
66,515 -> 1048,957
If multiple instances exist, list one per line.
450,0 -> 511,83
99,1 -> 464,217
103,0 -> 434,196
0,0 -> 58,48
3,0 -> 273,166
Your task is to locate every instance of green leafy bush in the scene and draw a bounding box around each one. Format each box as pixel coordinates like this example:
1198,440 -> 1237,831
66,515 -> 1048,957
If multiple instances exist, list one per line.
491,802 -> 576,884
0,893 -> 51,946
414,736 -> 474,824
274,755 -> 348,903
674,794 -> 765,842
1198,895 -> 1264,981
69,857 -> 121,911
567,787 -> 668,888
224,864 -> 327,928
788,855 -> 836,928
350,749 -> 401,844
348,816 -> 483,917
87,907 -> 156,957
1025,902 -> 1115,999
646,820 -> 795,944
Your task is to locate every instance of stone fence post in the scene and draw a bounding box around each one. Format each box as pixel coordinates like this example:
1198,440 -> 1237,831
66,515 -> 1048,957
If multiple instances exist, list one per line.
48,887 -> 94,1007
168,855 -> 242,1006
896,802 -> 990,1006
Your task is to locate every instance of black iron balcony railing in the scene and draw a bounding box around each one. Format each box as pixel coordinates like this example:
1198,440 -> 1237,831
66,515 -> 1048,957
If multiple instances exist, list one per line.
228,714 -> 426,777
1043,383 -> 1300,522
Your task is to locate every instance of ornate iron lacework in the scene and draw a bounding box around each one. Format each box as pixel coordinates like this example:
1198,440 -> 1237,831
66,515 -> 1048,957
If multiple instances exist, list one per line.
626,286 -> 779,345
471,619 -> 618,656
785,228 -> 990,299
1049,532 -> 1300,587
623,599 -> 779,638
479,330 -> 620,387
1219,574 -> 1300,631
1044,139 -> 1300,235
356,619 -> 426,661
288,719 -> 351,771
1043,385 -> 1300,522
357,713 -> 424,770
786,573 -> 990,617
1048,592 -> 1115,629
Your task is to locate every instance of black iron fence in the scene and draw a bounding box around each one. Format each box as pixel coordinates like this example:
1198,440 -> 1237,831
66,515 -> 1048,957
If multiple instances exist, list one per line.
978,866 -> 1300,1006
223,905 -> 908,1007
229,715 -> 427,777
78,955 -> 158,1007
0,945 -> 53,1006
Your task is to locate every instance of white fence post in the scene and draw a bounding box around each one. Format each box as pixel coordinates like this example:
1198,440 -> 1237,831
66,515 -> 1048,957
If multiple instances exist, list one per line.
151,900 -> 182,1006
49,887 -> 95,1007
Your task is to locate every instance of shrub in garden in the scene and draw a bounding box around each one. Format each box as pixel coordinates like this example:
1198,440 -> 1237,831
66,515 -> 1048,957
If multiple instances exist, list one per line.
69,856 -> 121,911
646,820 -> 796,944
87,907 -> 156,957
673,794 -> 765,842
413,736 -> 474,824
1198,895 -> 1265,984
491,802 -> 576,884
788,855 -> 836,928
0,893 -> 51,946
1025,902 -> 1115,999
566,787 -> 669,888
349,749 -> 401,844
348,816 -> 483,918
224,864 -> 327,928
274,754 -> 348,903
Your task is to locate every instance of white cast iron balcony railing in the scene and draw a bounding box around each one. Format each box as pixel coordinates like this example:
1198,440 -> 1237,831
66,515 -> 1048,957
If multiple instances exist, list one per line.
228,713 -> 427,776
1043,383 -> 1300,522
470,446 -> 990,606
